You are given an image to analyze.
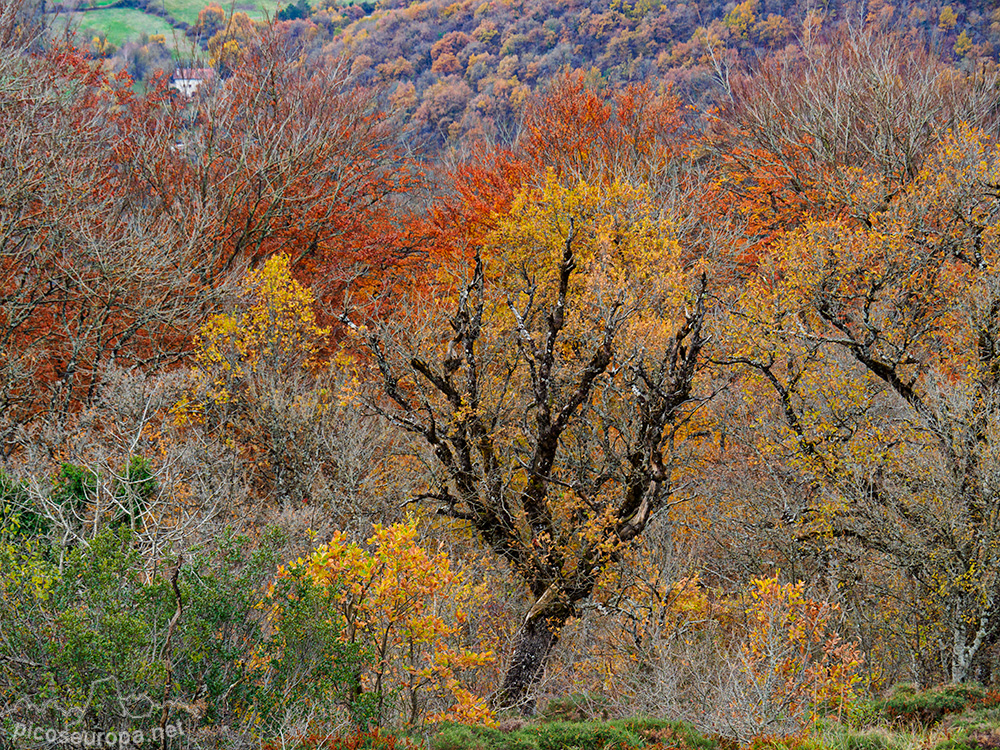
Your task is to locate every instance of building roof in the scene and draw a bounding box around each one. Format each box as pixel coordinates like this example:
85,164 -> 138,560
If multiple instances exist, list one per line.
173,68 -> 214,81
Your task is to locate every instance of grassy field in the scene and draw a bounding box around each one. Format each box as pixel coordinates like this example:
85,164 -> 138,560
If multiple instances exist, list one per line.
46,0 -> 284,52
162,0 -> 283,25
238,0 -> 286,23
49,8 -> 185,47
159,0 -> 206,26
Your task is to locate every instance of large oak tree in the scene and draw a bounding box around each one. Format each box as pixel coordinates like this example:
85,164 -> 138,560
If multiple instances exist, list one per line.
345,173 -> 711,712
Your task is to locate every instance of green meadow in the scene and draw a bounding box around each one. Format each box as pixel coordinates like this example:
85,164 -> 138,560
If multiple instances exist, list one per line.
162,0 -> 283,26
45,0 -> 286,52
159,0 -> 207,25
50,8 -> 179,45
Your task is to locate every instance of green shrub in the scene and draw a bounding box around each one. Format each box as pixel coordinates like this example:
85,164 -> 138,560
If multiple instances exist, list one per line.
48,526 -> 172,711
431,722 -> 543,750
540,693 -> 608,722
1,524 -> 370,742
111,455 -> 157,529
615,718 -> 719,750
842,699 -> 890,730
884,683 -> 987,726
259,556 -> 372,730
0,458 -> 159,544
0,468 -> 50,539
430,718 -> 718,750
534,720 -> 641,750
432,723 -> 504,750
747,736 -> 824,750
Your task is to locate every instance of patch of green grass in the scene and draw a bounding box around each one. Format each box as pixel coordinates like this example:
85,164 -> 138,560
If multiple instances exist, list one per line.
949,707 -> 1000,732
233,0 -> 284,23
48,0 -> 283,40
438,691 -> 1000,750
809,721 -> 919,750
432,723 -> 535,750
49,9 -> 179,45
162,0 -> 281,26
747,719 -> 931,750
159,0 -> 207,26
430,718 -> 719,750
884,683 -> 988,727
936,705 -> 1000,750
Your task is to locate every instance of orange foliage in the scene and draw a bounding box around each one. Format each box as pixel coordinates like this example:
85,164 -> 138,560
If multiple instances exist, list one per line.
732,576 -> 864,734
520,71 -> 689,184
424,70 -> 692,278
0,41 -> 190,446
172,29 -> 427,312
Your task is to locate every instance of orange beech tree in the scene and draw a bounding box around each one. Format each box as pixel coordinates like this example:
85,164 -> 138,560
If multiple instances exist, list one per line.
0,27 -> 211,456
155,28 -> 427,306
0,19 -> 422,456
426,72 -> 688,246
711,28 -> 1000,263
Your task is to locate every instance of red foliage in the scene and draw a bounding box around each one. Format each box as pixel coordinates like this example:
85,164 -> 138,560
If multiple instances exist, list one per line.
0,40 -> 191,446
0,28 -> 425,449
265,730 -> 416,750
421,70 -> 692,275
183,29 -> 426,301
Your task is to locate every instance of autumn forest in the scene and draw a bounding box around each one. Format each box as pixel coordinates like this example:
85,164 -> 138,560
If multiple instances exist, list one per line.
4,0 -> 1000,746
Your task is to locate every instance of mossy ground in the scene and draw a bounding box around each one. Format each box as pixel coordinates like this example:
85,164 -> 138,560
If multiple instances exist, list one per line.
415,685 -> 1000,750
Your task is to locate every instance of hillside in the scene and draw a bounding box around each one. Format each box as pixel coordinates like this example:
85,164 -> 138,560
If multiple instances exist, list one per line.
314,0 -> 1000,146
41,0 -> 1000,150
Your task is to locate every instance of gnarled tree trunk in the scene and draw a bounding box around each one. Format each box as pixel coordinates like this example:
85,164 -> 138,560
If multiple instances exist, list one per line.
494,600 -> 573,715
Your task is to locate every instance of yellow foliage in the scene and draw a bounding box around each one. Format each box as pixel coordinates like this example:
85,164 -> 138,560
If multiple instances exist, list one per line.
276,519 -> 496,727
738,576 -> 863,731
486,174 -> 688,345
207,11 -> 257,68
723,0 -> 757,38
175,253 -> 328,421
954,30 -> 974,58
0,539 -> 56,603
939,4 -> 957,30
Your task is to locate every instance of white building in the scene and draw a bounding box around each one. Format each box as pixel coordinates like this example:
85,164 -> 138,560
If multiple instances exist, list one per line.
170,68 -> 214,97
